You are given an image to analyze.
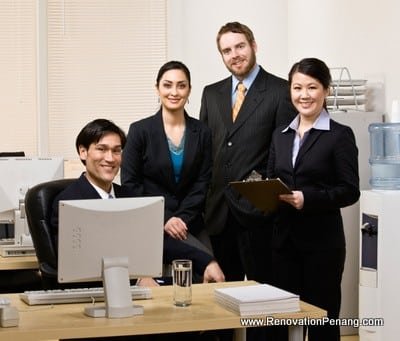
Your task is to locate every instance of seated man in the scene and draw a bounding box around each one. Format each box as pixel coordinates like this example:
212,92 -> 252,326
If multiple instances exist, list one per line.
50,118 -> 225,286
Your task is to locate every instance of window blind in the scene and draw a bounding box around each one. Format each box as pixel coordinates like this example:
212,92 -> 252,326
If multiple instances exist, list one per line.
0,1 -> 37,155
47,0 -> 167,158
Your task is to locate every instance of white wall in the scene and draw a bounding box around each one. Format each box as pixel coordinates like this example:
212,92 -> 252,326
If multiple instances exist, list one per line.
288,0 -> 400,115
167,0 -> 289,117
166,1 -> 400,334
169,0 -> 400,117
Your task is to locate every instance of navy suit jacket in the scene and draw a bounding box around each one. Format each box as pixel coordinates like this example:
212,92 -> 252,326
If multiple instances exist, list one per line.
267,119 -> 360,250
121,110 -> 212,236
51,173 -> 213,274
50,173 -> 133,244
200,67 -> 296,233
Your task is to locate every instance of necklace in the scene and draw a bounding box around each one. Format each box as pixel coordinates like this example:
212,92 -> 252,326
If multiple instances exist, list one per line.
167,130 -> 185,155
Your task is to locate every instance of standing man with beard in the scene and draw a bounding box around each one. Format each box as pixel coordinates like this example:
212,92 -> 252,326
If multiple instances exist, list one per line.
200,22 -> 296,284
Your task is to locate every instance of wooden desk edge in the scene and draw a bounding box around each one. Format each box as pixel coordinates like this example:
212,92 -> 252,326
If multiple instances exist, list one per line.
0,281 -> 327,340
0,255 -> 38,270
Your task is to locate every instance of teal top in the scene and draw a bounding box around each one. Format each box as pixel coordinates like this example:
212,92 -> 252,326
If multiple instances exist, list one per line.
167,131 -> 185,182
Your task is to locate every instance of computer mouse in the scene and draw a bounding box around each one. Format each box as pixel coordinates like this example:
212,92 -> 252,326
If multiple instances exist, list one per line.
0,297 -> 10,306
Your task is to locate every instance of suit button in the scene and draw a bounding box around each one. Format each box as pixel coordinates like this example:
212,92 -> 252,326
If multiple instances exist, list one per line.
227,141 -> 233,147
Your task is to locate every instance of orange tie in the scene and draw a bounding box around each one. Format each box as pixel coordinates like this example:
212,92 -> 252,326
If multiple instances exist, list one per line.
232,82 -> 246,122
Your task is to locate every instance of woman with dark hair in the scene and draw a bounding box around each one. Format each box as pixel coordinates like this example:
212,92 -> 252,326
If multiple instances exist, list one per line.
267,58 -> 360,340
121,61 -> 224,283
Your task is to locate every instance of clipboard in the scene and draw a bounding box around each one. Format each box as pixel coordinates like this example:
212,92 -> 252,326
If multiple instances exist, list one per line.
230,178 -> 292,213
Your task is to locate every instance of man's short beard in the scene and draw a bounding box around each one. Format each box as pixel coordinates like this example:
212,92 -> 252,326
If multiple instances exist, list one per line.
228,49 -> 256,79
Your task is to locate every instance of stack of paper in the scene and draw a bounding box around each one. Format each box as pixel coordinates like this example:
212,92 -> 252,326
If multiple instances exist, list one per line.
214,284 -> 299,316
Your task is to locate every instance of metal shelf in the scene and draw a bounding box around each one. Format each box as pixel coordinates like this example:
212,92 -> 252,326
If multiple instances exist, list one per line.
329,67 -> 367,112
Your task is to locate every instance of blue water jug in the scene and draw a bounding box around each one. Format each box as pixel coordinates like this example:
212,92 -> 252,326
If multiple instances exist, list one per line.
369,123 -> 400,189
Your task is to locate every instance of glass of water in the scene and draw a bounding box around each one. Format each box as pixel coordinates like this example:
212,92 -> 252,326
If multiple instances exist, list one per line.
172,259 -> 192,306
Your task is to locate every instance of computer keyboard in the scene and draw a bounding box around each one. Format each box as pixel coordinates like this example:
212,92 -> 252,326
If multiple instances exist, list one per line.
20,285 -> 152,305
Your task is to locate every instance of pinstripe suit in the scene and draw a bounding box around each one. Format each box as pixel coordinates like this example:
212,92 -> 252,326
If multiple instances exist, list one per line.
200,66 -> 296,283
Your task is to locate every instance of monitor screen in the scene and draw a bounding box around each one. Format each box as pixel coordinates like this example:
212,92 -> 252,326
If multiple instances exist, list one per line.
0,157 -> 64,247
57,196 -> 164,318
0,157 -> 64,217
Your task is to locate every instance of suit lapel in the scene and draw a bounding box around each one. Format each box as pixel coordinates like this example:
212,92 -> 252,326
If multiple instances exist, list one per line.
216,78 -> 234,129
179,116 -> 199,187
152,111 -> 176,186
79,173 -> 103,199
281,130 -> 296,171
228,68 -> 267,138
295,129 -> 323,168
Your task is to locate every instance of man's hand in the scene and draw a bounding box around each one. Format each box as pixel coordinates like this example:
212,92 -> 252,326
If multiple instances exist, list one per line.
137,277 -> 160,287
203,260 -> 225,283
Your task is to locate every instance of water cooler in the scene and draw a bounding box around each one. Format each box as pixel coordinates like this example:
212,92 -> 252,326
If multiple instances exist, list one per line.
359,123 -> 400,340
331,111 -> 383,335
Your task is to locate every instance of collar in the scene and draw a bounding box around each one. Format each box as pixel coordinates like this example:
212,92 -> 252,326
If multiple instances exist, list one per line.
282,108 -> 330,132
85,175 -> 116,199
231,64 -> 260,95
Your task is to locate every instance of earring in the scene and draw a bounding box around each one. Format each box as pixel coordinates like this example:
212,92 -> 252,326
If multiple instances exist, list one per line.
187,98 -> 190,104
158,97 -> 160,103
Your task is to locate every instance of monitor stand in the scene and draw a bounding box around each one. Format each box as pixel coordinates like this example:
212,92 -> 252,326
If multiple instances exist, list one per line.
0,238 -> 14,246
84,256 -> 144,318
0,207 -> 35,257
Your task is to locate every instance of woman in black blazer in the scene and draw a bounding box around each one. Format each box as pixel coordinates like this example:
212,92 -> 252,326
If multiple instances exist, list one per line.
267,58 -> 360,341
121,61 -> 223,281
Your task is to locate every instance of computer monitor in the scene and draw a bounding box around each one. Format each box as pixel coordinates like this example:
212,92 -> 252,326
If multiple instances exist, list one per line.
0,157 -> 64,247
0,157 -> 64,216
58,196 -> 164,318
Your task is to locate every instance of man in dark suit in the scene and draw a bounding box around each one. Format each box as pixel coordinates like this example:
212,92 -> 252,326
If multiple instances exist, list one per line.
51,119 -> 224,285
200,22 -> 296,284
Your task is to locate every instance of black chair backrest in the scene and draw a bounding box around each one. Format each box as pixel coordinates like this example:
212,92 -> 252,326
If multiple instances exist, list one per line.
25,179 -> 75,284
0,151 -> 25,157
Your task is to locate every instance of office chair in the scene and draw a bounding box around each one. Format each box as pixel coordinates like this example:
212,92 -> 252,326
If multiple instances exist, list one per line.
25,179 -> 215,289
24,179 -> 75,289
25,178 -> 123,290
0,151 -> 25,157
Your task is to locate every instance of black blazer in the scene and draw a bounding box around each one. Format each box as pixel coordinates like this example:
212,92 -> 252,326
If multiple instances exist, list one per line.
50,173 -> 213,274
267,119 -> 360,250
50,173 -> 133,244
200,67 -> 296,233
121,110 -> 212,236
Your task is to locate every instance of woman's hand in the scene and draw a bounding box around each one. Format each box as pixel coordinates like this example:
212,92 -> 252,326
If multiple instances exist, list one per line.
279,190 -> 304,210
164,217 -> 188,240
